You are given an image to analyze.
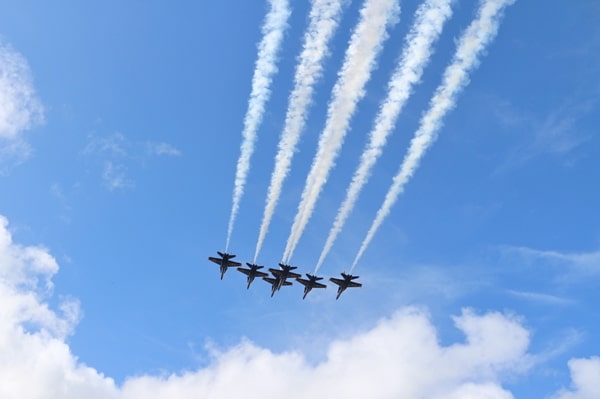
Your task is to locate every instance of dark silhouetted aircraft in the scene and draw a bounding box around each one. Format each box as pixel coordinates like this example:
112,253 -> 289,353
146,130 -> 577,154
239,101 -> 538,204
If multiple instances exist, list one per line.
329,272 -> 362,300
208,251 -> 242,280
237,262 -> 268,289
296,273 -> 327,299
262,263 -> 301,297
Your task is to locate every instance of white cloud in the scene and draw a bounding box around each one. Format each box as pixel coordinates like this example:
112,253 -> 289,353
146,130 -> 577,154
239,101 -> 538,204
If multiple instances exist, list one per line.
0,41 -> 43,140
507,290 -> 575,306
0,40 -> 43,171
146,142 -> 181,157
505,246 -> 600,277
98,321 -> 600,399
102,161 -> 134,191
551,357 -> 600,399
0,215 -> 119,399
441,383 -> 514,399
0,137 -> 31,175
83,132 -> 128,157
82,133 -> 179,190
1,213 -> 592,399
492,97 -> 595,175
120,308 -> 529,399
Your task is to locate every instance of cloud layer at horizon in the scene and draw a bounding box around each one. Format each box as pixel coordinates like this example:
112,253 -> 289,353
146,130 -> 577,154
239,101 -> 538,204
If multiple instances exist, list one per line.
1,213 -> 597,399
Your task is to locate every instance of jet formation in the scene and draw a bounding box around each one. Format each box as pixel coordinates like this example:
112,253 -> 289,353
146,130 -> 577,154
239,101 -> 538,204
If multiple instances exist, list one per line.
207,251 -> 362,300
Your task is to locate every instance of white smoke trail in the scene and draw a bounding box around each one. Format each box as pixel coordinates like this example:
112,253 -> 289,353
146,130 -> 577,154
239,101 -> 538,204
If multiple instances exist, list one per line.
254,0 -> 346,263
314,0 -> 453,273
282,0 -> 401,263
225,0 -> 291,251
351,0 -> 516,271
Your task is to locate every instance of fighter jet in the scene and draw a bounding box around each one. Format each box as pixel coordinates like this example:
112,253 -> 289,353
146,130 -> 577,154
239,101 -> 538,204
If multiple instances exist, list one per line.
262,263 -> 301,297
207,251 -> 242,280
329,272 -> 362,300
296,273 -> 327,299
237,262 -> 268,289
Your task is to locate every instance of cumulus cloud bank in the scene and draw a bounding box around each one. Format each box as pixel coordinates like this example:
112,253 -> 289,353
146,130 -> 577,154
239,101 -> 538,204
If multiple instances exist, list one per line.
0,213 -> 595,399
0,215 -> 119,398
551,357 -> 600,399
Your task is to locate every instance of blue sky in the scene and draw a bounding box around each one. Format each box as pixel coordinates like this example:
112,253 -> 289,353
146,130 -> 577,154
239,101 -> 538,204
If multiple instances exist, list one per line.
0,0 -> 599,397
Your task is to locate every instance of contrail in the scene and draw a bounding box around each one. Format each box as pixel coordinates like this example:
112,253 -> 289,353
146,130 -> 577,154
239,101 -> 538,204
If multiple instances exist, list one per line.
283,0 -> 400,263
351,0 -> 516,271
315,0 -> 454,273
254,0 -> 346,263
225,0 -> 291,251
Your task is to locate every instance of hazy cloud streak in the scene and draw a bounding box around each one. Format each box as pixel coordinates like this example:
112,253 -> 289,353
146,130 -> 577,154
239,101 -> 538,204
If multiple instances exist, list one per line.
226,0 -> 291,251
146,142 -> 182,157
315,0 -> 453,272
504,246 -> 600,277
0,42 -> 44,140
0,41 -> 43,173
254,0 -> 346,262
352,0 -> 516,271
283,0 -> 400,262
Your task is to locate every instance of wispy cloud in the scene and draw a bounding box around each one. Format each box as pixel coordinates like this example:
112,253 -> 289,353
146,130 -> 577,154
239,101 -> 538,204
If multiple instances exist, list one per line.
0,139 -> 31,175
531,328 -> 583,367
0,41 -> 44,139
226,0 -> 291,251
315,0 -> 454,272
146,142 -> 182,157
503,246 -> 600,277
254,0 -> 346,263
50,183 -> 74,223
83,132 -> 128,157
283,0 -> 401,263
493,97 -> 595,175
507,290 -> 575,306
83,132 -> 180,191
102,161 -> 134,191
352,0 -> 516,271
0,40 -> 44,172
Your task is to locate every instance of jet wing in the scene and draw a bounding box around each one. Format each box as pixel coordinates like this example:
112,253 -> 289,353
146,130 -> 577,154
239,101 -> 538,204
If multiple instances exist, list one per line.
270,268 -> 300,278
208,257 -> 241,267
296,278 -> 310,286
329,278 -> 344,286
297,279 -> 326,288
208,256 -> 222,265
263,277 -> 277,284
237,268 -> 251,276
348,281 -> 362,288
283,281 -> 293,286
253,270 -> 269,278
